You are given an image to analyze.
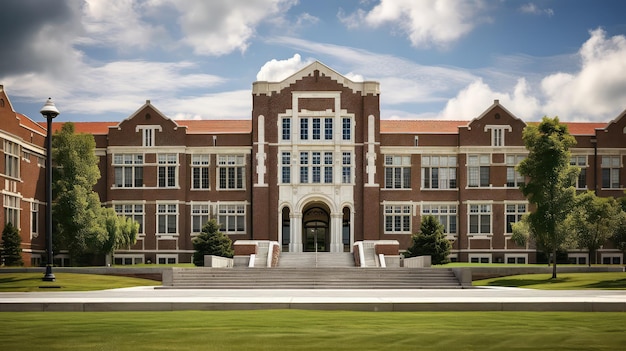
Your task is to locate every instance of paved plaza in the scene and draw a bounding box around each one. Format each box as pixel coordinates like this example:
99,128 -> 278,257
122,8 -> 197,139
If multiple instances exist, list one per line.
1,286 -> 625,312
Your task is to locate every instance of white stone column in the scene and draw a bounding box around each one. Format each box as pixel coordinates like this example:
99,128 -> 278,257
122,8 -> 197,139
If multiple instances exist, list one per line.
330,213 -> 343,252
290,213 -> 303,252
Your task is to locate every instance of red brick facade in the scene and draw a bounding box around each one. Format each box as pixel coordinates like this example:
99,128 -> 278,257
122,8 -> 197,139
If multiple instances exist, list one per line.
1,62 -> 625,266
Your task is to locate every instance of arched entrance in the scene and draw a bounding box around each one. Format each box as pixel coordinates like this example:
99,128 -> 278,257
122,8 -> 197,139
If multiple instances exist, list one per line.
302,203 -> 330,252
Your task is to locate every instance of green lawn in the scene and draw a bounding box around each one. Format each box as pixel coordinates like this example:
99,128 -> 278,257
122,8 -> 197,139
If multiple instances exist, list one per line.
474,272 -> 626,289
0,273 -> 159,292
0,310 -> 624,350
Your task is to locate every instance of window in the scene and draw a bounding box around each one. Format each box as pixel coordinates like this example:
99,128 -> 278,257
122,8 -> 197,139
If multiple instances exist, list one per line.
324,118 -> 333,140
421,204 -> 457,236
218,155 -> 245,189
470,255 -> 492,263
492,128 -> 504,146
506,155 -> 525,187
505,203 -> 527,234
506,255 -> 527,264
281,152 -> 291,183
282,118 -> 291,141
113,154 -> 143,187
300,118 -> 309,140
422,155 -> 457,189
469,203 -> 491,235
114,254 -> 144,265
601,255 -> 622,265
191,155 -> 210,190
158,154 -> 177,188
4,140 -> 19,179
384,204 -> 412,233
31,203 -> 38,239
142,128 -> 154,147
342,118 -> 351,141
217,204 -> 246,234
468,154 -> 490,187
157,203 -> 178,235
300,151 -> 333,184
312,118 -> 321,140
37,156 -> 45,168
114,204 -> 144,235
601,156 -> 621,189
22,150 -> 31,162
342,152 -> 352,184
384,155 -> 411,189
4,195 -> 19,227
157,255 -> 177,264
191,204 -> 210,234
570,156 -> 587,189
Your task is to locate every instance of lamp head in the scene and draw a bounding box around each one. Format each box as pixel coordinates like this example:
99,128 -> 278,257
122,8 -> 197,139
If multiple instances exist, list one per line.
40,98 -> 60,119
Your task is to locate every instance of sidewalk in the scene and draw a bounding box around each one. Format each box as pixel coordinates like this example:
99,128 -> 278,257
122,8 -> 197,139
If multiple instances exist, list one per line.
1,286 -> 625,312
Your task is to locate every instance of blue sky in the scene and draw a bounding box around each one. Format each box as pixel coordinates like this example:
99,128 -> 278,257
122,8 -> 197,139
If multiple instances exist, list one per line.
1,0 -> 625,123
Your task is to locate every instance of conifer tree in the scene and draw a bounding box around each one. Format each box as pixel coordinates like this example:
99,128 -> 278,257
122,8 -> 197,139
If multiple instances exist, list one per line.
192,219 -> 234,266
1,222 -> 23,266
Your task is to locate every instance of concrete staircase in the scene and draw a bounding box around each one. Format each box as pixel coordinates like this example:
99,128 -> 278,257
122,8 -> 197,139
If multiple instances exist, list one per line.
163,267 -> 463,289
279,252 -> 355,268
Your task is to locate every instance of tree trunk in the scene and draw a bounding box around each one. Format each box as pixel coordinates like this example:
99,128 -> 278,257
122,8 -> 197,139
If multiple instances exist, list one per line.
552,248 -> 557,279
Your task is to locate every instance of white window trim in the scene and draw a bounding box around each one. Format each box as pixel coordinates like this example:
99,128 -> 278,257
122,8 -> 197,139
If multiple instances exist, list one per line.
600,254 -> 623,265
468,254 -> 492,264
504,201 -> 528,235
216,202 -> 247,234
113,254 -> 145,265
383,202 -> 416,234
504,254 -> 528,264
467,201 -> 493,236
156,202 -> 179,237
156,254 -> 178,265
191,202 -> 211,235
135,125 -> 163,147
484,125 -> 512,147
190,154 -> 211,190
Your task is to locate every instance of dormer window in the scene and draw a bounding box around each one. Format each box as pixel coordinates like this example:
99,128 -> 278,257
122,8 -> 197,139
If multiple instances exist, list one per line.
136,125 -> 162,147
485,125 -> 512,147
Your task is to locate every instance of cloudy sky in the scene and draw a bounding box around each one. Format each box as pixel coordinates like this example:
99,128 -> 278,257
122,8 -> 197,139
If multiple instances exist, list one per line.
1,0 -> 625,123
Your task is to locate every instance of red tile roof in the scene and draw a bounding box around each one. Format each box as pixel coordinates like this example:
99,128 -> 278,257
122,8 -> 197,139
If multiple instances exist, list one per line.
17,113 -> 47,134
381,120 -> 467,134
177,120 -> 251,134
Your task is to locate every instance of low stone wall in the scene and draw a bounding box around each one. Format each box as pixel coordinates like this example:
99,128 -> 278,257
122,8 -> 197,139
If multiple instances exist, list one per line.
204,255 -> 233,268
271,243 -> 280,267
469,265 -> 625,280
0,267 -> 165,281
403,256 -> 432,268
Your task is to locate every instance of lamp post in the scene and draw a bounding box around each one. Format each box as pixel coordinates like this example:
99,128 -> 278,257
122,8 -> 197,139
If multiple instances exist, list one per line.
41,98 -> 59,282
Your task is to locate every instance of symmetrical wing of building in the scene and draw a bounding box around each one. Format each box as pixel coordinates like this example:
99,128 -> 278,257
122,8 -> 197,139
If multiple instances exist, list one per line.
1,62 -> 625,266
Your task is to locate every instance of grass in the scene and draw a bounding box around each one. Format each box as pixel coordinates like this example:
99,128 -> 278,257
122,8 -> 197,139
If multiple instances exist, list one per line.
474,272 -> 626,289
0,310 -> 624,350
0,273 -> 159,292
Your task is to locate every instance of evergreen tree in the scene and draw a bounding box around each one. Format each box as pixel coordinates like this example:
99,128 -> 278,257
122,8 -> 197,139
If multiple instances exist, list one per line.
405,216 -> 451,265
1,222 -> 23,266
515,117 -> 578,278
192,219 -> 234,266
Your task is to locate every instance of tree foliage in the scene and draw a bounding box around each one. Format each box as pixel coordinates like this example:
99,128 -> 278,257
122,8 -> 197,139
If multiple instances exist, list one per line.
192,219 -> 234,266
1,223 -> 23,266
405,215 -> 451,265
516,117 -> 577,278
612,210 -> 626,258
566,192 -> 622,266
52,123 -> 137,265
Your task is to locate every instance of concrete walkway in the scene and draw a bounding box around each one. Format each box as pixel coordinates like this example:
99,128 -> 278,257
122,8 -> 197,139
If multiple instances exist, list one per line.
1,286 -> 625,312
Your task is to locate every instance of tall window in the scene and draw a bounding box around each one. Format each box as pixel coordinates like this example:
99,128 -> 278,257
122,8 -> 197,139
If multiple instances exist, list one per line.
300,118 -> 309,140
469,204 -> 491,235
384,155 -> 411,189
142,128 -> 154,147
191,204 -> 210,234
342,118 -> 351,141
601,156 -> 621,189
492,128 -> 504,146
422,155 -> 457,189
191,155 -> 210,190
282,118 -> 291,141
31,202 -> 39,238
468,154 -> 490,187
281,152 -> 291,183
218,204 -> 246,234
4,140 -> 19,179
113,154 -> 143,187
421,204 -> 457,236
157,203 -> 178,235
384,204 -> 412,233
324,118 -> 333,140
300,151 -> 333,184
505,203 -> 527,234
4,195 -> 19,226
506,155 -> 525,187
158,154 -> 177,188
570,155 -> 587,189
342,152 -> 352,184
312,118 -> 321,140
218,155 -> 245,189
115,204 -> 144,235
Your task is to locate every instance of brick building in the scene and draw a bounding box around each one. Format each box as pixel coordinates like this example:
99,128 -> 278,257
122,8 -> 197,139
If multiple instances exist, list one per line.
1,62 -> 625,266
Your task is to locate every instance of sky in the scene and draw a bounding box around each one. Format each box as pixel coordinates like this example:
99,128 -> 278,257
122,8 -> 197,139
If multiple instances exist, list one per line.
1,0 -> 625,123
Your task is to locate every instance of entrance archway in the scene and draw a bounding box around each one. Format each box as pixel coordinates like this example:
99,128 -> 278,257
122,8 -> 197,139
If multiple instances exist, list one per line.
302,204 -> 330,252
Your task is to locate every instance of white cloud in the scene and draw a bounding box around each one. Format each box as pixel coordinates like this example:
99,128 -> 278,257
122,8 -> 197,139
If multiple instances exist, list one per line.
166,0 -> 297,56
341,0 -> 488,48
440,78 -> 540,120
541,28 -> 626,120
169,90 -> 251,120
519,3 -> 554,17
256,54 -> 313,81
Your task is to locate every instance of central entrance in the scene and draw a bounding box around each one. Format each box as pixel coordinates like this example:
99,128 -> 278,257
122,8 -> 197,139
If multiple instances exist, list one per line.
302,204 -> 330,252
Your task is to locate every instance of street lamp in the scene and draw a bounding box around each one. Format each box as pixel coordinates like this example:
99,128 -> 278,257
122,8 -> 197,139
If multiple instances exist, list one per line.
41,98 -> 59,282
